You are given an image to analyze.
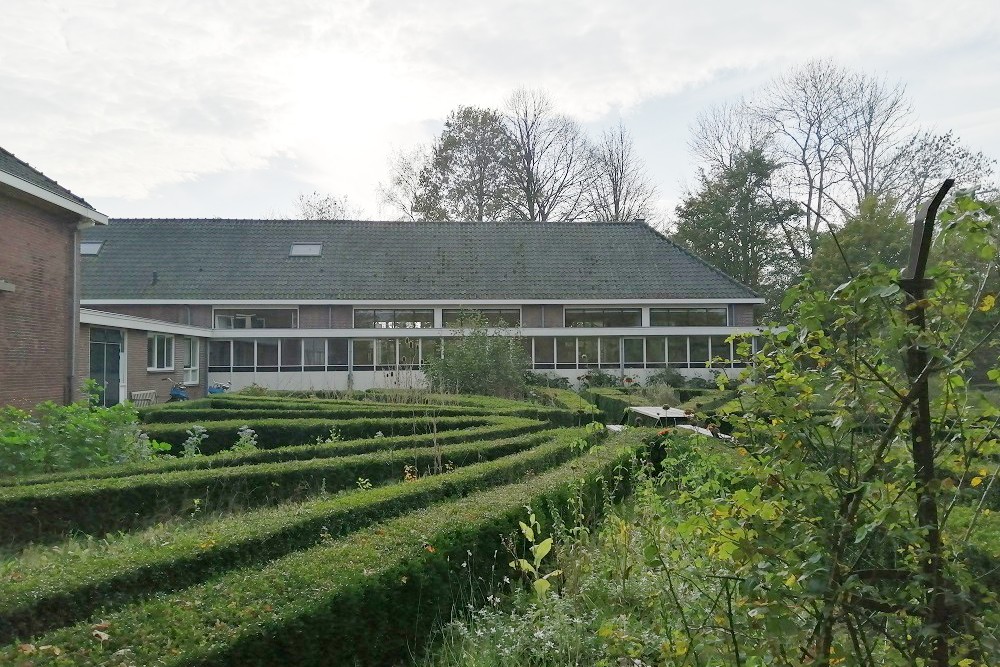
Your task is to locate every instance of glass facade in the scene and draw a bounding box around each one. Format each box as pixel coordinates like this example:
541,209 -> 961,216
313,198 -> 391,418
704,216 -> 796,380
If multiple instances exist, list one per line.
650,307 -> 728,327
564,308 -> 641,327
442,309 -> 521,327
353,309 -> 434,329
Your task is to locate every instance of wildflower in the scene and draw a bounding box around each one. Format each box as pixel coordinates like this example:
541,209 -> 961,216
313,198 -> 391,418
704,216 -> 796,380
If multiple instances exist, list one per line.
657,429 -> 670,436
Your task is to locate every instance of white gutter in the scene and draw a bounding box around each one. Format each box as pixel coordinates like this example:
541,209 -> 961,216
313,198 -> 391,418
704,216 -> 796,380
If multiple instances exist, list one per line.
0,170 -> 108,225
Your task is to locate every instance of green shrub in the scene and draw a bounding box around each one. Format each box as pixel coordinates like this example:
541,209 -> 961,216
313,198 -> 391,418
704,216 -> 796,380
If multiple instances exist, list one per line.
524,371 -> 571,389
0,433 -> 552,548
646,367 -> 686,387
0,429 -> 595,642
0,430 -> 648,666
579,388 -> 647,424
423,313 -> 531,399
1,418 -> 547,488
531,388 -> 605,424
142,405 -> 482,424
141,415 -> 495,454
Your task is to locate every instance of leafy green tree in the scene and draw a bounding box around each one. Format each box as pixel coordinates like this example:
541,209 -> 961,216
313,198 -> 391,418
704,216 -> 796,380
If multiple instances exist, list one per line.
672,149 -> 800,305
415,106 -> 516,221
422,313 -> 530,398
807,195 -> 910,292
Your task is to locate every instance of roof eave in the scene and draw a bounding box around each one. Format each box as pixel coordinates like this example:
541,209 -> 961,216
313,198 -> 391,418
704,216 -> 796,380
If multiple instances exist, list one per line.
0,169 -> 107,225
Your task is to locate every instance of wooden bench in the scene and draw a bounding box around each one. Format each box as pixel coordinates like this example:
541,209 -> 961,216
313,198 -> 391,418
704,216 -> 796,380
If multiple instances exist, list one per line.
129,389 -> 157,407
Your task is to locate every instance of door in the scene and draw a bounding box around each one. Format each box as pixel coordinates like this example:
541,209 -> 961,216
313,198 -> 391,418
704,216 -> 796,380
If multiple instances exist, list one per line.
89,328 -> 124,406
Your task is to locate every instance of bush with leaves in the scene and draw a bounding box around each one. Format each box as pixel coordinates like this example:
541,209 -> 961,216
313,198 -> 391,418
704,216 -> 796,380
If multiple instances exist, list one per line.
423,313 -> 531,398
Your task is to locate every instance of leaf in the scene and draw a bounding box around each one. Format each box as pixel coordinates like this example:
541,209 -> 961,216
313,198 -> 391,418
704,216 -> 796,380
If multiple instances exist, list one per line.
531,537 -> 552,565
517,558 -> 536,575
532,577 -> 551,597
979,294 -> 996,312
971,477 -> 983,488
518,521 -> 534,543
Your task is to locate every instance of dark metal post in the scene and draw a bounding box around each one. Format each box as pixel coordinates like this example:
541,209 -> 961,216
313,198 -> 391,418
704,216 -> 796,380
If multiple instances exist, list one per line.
899,178 -> 953,667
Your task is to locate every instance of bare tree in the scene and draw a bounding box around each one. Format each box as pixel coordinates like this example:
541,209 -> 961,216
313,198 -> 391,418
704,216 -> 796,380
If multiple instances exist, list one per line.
690,100 -> 773,172
294,191 -> 364,220
376,146 -> 430,221
503,88 -> 593,221
587,122 -> 657,222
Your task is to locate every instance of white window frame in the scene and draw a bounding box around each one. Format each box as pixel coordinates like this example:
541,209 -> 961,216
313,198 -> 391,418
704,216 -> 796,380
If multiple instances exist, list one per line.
147,333 -> 174,371
182,337 -> 200,384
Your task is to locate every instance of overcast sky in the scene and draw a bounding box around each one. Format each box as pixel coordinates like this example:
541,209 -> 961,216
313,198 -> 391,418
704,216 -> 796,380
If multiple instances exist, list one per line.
3,1 -> 998,221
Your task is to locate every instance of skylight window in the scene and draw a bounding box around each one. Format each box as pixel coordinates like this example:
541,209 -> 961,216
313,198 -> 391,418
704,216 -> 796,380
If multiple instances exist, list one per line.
80,241 -> 104,256
289,243 -> 322,257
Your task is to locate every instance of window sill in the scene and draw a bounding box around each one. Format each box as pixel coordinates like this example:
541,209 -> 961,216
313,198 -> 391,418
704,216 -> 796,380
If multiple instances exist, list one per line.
147,367 -> 175,373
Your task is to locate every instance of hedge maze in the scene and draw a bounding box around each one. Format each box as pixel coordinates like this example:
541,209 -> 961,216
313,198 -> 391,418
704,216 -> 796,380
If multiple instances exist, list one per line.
0,392 -> 647,666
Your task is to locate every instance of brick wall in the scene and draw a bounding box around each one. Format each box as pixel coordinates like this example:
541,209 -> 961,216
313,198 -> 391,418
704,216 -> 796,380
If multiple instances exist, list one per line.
521,305 -> 542,327
299,305 -> 330,328
0,192 -> 78,408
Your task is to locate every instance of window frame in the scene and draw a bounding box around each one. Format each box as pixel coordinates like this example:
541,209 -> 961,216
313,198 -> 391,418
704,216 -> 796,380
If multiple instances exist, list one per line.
146,333 -> 175,371
182,337 -> 199,384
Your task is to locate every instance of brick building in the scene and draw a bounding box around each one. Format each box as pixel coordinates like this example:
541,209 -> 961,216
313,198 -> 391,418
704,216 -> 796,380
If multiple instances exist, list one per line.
0,148 -> 108,408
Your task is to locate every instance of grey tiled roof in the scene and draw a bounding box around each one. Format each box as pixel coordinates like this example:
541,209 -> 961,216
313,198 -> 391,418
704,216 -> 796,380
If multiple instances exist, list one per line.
0,146 -> 95,209
81,219 -> 760,301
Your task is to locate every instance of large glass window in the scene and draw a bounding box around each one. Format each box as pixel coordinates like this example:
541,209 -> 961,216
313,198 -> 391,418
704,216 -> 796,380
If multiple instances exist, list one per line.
564,308 -> 641,328
577,337 -> 598,368
280,339 -> 302,371
421,338 -> 440,365
623,338 -> 644,369
256,339 -> 278,371
303,339 -> 326,370
209,340 -> 232,372
147,334 -> 174,370
353,309 -> 434,329
646,336 -> 666,368
233,340 -> 255,371
352,339 -> 374,370
399,338 -> 420,368
689,336 -> 710,365
376,339 -> 397,370
533,337 -> 555,369
214,309 -> 297,329
667,336 -> 688,367
442,309 -> 520,327
556,337 -> 576,369
328,339 -> 349,370
600,338 -> 620,369
650,308 -> 728,327
710,335 -> 732,365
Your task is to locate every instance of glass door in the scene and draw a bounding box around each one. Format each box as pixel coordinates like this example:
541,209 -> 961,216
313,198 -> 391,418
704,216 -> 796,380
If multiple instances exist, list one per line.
89,328 -> 124,406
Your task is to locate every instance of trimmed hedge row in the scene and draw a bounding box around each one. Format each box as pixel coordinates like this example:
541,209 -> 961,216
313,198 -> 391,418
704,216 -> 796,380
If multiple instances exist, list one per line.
142,404 -> 486,424
0,429 -> 650,666
580,387 -> 647,424
0,429 -> 593,643
142,415 -> 495,454
532,387 -> 605,424
1,418 -> 546,488
0,432 -> 554,548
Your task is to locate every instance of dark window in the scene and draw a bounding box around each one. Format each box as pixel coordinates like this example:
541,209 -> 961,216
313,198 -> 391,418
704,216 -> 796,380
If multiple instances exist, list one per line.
209,340 -> 232,372
214,309 -> 297,329
256,339 -> 278,372
376,339 -> 397,370
353,309 -> 433,328
328,339 -> 349,370
650,308 -> 728,327
710,335 -> 732,365
689,336 -> 710,365
578,337 -> 598,368
667,336 -> 688,367
399,338 -> 420,368
556,337 -> 576,369
280,339 -> 302,371
623,338 -> 644,368
533,336 -> 555,369
564,308 -> 640,328
599,338 -> 620,368
233,340 -> 254,372
352,339 -> 374,370
303,339 -> 326,371
646,336 -> 666,368
421,338 -> 440,365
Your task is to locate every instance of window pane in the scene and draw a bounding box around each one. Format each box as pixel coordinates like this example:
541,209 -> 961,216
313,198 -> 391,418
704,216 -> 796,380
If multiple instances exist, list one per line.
209,340 -> 231,369
374,310 -> 394,328
689,336 -> 709,364
578,337 -> 598,368
280,339 -> 302,369
352,339 -> 374,368
623,338 -> 644,368
607,309 -> 641,327
354,310 -> 375,328
600,337 -> 620,368
556,337 -> 576,368
421,338 -> 440,364
257,339 -> 278,369
214,309 -> 296,328
710,335 -> 732,363
328,339 -> 349,369
377,339 -> 397,368
667,336 -> 688,367
147,337 -> 155,368
441,309 -> 462,327
399,338 -> 419,367
233,340 -> 254,370
413,310 -> 434,328
534,337 -> 554,368
303,339 -> 326,367
706,308 -> 728,326
646,336 -> 666,366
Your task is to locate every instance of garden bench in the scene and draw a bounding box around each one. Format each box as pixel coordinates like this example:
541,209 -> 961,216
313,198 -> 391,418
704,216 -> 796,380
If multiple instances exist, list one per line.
130,389 -> 157,407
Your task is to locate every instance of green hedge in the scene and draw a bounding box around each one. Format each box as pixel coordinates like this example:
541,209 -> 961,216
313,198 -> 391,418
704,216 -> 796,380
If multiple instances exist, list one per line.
0,429 -> 594,643
142,404 -> 484,424
532,387 -> 605,424
580,387 -> 647,424
142,415 -> 494,454
0,432 -> 553,548
2,418 -> 546,488
0,429 -> 650,666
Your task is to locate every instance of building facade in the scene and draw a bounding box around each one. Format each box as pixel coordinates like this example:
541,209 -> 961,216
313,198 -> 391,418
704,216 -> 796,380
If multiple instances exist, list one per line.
0,148 -> 108,408
80,219 -> 763,400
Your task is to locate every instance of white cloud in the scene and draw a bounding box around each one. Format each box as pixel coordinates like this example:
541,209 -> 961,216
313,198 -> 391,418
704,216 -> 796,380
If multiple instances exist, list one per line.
1,0 -> 997,215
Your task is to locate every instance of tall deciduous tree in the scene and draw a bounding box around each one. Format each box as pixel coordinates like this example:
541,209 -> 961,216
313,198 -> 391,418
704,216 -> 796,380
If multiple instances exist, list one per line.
503,88 -> 592,221
673,149 -> 800,302
587,122 -> 657,222
294,191 -> 363,220
376,146 -> 431,221
416,106 -> 515,221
